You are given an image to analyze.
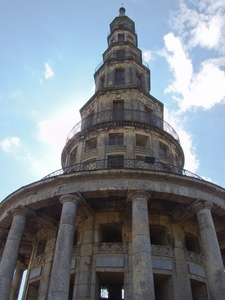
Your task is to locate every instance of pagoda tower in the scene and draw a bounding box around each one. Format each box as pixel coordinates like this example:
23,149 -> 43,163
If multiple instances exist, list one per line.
0,7 -> 225,300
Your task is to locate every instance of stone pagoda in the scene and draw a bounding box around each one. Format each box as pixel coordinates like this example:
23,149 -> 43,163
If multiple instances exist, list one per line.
0,7 -> 225,300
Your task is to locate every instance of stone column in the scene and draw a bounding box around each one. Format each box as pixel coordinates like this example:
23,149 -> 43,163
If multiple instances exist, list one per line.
0,207 -> 30,300
9,261 -> 26,300
47,194 -> 82,300
128,191 -> 155,300
192,200 -> 225,300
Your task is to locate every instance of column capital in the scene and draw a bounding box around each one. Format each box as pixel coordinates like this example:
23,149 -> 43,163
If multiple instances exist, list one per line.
59,193 -> 84,206
127,190 -> 151,202
11,205 -> 35,219
191,199 -> 214,213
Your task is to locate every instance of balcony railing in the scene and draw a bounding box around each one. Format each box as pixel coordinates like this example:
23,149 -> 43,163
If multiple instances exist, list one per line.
95,51 -> 149,72
42,158 -> 203,181
66,109 -> 179,142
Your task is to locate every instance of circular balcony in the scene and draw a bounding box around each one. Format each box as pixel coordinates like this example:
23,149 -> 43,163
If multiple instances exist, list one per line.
42,158 -> 202,181
95,51 -> 149,72
66,109 -> 180,143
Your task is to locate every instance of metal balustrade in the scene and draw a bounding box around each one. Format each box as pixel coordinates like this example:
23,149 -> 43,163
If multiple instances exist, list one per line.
66,109 -> 179,142
42,158 -> 203,180
95,51 -> 149,71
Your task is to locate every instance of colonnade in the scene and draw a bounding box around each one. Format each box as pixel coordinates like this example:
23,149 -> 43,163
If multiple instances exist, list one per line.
0,193 -> 225,300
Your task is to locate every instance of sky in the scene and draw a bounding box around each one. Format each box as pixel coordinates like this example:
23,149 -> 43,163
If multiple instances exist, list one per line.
0,0 -> 225,203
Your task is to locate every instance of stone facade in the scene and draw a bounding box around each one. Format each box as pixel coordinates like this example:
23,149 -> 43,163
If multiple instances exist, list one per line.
0,7 -> 225,300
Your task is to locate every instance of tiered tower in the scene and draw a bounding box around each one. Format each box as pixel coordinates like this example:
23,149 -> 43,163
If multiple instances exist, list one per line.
0,7 -> 225,300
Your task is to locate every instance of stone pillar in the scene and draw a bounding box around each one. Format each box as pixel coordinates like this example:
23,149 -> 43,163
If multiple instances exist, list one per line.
37,229 -> 57,300
128,191 -> 155,300
97,131 -> 107,160
0,207 -> 30,300
125,127 -> 135,159
47,194 -> 82,300
172,225 -> 192,300
192,200 -> 225,300
9,261 -> 26,300
74,217 -> 94,299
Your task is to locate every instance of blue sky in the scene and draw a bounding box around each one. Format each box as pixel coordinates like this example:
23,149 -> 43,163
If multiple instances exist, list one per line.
0,0 -> 225,203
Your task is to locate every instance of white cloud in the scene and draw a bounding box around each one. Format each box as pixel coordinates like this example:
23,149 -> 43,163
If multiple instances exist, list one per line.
161,1 -> 225,112
162,33 -> 192,97
37,104 -> 81,154
44,62 -> 54,79
169,0 -> 225,53
142,49 -> 153,64
0,137 -> 20,153
162,33 -> 225,111
180,60 -> 225,110
189,14 -> 223,50
164,108 -> 199,173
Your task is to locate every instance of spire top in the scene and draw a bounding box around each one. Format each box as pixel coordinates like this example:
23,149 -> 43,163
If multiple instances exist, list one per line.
119,6 -> 126,16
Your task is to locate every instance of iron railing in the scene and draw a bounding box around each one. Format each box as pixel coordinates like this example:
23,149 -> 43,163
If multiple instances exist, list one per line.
95,51 -> 149,72
66,109 -> 179,142
107,23 -> 137,36
42,158 -> 203,180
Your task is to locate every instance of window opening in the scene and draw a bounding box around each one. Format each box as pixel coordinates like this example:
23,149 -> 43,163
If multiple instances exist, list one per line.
109,134 -> 123,146
185,233 -> 201,254
85,137 -> 97,151
100,223 -> 122,243
150,225 -> 169,246
97,272 -> 124,300
159,142 -> 169,158
113,101 -> 124,120
36,240 -> 46,257
115,69 -> 125,85
117,50 -> 125,58
26,281 -> 40,299
70,147 -> 77,163
136,73 -> 142,87
190,279 -> 208,299
118,33 -> 125,42
136,134 -> 149,148
154,274 -> 175,300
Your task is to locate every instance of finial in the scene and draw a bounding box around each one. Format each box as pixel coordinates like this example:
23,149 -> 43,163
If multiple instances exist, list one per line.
119,6 -> 126,16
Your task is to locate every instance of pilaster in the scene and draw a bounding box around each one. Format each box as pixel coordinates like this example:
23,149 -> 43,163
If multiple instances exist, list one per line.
127,191 -> 155,300
172,226 -> 192,300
